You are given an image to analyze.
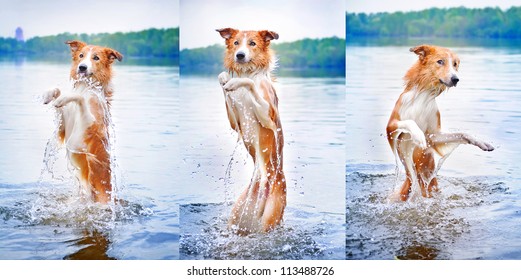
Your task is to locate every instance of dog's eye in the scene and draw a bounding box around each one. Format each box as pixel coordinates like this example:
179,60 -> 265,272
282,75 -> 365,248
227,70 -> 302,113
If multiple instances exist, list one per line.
437,60 -> 444,65
79,53 -> 84,58
93,55 -> 100,61
453,62 -> 458,67
249,41 -> 256,46
234,41 -> 239,45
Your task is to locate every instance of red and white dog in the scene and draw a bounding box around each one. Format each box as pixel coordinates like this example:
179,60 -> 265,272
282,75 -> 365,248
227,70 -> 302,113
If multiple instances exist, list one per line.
216,28 -> 286,234
42,40 -> 122,203
386,45 -> 494,201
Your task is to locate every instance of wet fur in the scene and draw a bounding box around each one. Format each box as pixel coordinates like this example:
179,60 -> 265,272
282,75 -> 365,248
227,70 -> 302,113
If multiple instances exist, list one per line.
386,45 -> 494,201
217,28 -> 286,234
42,40 -> 122,203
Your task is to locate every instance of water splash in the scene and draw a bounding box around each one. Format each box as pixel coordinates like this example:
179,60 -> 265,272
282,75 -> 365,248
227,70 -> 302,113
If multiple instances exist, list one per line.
39,109 -> 65,182
346,171 -> 507,259
223,140 -> 242,204
388,133 -> 459,201
180,203 -> 339,260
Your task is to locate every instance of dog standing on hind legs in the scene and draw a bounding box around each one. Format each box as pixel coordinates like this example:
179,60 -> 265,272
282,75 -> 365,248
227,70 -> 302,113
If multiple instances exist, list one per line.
386,45 -> 494,202
42,40 -> 123,203
217,28 -> 286,234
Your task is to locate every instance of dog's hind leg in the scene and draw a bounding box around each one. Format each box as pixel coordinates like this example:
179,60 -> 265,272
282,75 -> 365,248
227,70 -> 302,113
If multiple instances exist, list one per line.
413,147 -> 437,198
428,177 -> 439,193
88,155 -> 111,203
84,124 -> 112,203
399,176 -> 412,201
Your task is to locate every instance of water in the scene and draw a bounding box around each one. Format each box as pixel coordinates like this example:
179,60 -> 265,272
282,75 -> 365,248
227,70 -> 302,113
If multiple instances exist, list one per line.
0,58 -> 179,259
178,75 -> 345,259
346,44 -> 521,259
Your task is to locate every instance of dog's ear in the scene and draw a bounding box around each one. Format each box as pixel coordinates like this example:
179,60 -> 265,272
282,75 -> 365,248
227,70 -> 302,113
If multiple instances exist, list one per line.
65,40 -> 87,53
216,28 -> 238,40
104,48 -> 123,63
410,45 -> 432,61
259,30 -> 279,42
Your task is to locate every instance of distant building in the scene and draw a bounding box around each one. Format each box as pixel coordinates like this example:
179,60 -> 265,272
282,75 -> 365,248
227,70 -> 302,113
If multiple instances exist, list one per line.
15,27 -> 24,42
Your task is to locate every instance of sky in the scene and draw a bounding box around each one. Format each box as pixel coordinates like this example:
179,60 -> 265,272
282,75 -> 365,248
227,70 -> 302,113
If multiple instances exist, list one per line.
0,0 -> 179,39
347,0 -> 521,14
180,0 -> 345,49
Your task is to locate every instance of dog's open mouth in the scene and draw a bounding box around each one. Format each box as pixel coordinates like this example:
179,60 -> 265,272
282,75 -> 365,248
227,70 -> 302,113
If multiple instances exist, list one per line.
77,71 -> 92,78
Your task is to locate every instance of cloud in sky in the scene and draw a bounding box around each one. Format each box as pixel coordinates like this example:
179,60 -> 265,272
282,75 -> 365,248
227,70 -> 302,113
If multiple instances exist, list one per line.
0,0 -> 179,39
180,0 -> 345,49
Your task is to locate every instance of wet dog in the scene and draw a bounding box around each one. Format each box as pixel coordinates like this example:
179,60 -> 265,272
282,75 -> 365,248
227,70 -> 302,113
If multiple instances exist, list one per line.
217,28 -> 286,233
386,45 -> 494,201
42,40 -> 122,203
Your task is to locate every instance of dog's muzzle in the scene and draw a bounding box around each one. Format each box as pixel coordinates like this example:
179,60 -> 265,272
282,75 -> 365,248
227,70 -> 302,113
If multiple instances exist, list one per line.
235,51 -> 246,62
451,75 -> 459,87
440,75 -> 460,87
78,64 -> 88,74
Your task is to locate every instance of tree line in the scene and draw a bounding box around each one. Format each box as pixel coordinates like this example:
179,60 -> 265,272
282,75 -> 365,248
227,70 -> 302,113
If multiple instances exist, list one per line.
0,28 -> 179,61
180,37 -> 345,74
1,28 -> 344,72
347,6 -> 521,38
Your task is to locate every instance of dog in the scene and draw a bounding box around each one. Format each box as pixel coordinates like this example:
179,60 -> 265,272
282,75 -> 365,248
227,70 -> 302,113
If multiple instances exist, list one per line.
216,28 -> 286,234
42,40 -> 123,203
386,45 -> 494,201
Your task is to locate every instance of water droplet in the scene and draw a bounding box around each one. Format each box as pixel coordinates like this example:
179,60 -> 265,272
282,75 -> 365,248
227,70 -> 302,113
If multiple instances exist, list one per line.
282,244 -> 292,251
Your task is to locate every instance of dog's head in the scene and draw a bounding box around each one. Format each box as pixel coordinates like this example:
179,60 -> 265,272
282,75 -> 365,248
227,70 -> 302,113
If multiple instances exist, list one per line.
410,45 -> 460,88
65,40 -> 123,83
216,28 -> 278,73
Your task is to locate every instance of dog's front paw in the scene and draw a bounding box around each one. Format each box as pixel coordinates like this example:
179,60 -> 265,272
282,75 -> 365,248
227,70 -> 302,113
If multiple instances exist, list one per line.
476,141 -> 494,152
53,95 -> 80,108
218,72 -> 230,86
223,78 -> 241,92
42,88 -> 61,105
53,96 -> 67,108
465,134 -> 494,152
223,78 -> 253,92
410,126 -> 427,149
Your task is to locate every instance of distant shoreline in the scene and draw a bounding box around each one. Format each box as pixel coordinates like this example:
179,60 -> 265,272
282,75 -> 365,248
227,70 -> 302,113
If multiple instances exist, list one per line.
346,36 -> 521,48
0,28 -> 179,65
0,53 -> 179,67
347,6 -> 521,39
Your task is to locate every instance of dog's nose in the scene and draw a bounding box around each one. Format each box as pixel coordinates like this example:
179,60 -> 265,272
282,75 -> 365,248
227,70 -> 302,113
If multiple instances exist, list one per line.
451,76 -> 459,86
236,52 -> 245,60
78,64 -> 88,72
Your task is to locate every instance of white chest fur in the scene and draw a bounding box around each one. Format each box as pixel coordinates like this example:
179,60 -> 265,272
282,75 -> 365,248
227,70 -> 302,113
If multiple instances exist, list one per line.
398,90 -> 439,133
